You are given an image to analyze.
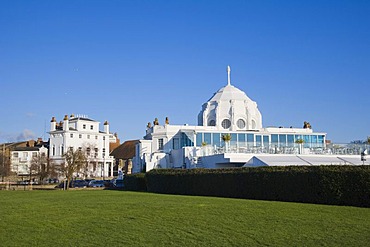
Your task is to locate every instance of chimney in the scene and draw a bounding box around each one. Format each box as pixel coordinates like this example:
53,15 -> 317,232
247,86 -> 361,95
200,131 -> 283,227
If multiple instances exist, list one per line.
104,121 -> 109,134
50,117 -> 56,131
63,115 -> 69,131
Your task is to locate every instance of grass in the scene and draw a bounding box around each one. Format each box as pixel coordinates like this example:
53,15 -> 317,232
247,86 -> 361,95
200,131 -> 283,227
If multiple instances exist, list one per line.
0,190 -> 369,246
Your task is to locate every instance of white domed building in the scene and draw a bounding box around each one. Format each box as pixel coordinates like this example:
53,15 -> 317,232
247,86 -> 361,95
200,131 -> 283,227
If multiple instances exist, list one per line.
198,67 -> 262,131
132,67 -> 363,173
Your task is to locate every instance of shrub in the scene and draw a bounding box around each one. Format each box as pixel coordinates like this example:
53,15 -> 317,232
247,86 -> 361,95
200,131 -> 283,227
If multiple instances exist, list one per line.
124,173 -> 147,191
144,166 -> 370,207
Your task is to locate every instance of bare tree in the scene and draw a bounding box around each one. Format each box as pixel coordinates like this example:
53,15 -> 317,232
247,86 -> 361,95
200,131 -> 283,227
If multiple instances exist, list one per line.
0,148 -> 11,182
82,144 -> 98,178
61,148 -> 87,188
30,153 -> 48,184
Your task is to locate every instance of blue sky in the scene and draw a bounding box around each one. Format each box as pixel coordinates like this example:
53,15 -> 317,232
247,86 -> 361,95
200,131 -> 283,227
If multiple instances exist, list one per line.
0,0 -> 369,143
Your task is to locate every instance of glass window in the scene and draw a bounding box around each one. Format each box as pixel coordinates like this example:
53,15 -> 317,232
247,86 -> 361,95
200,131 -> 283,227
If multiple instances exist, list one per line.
79,134 -> 82,139
70,133 -> 73,138
213,133 -> 221,147
221,119 -> 231,129
95,136 -> 98,140
271,134 -> 278,143
90,125 -> 93,130
318,135 -> 324,143
230,133 -> 237,147
158,139 -> 164,150
287,135 -> 294,143
204,133 -> 211,145
279,135 -> 287,145
87,135 -> 90,139
208,120 -> 216,126
83,124 -> 86,129
173,138 -> 180,149
13,152 -> 18,158
237,119 -> 246,129
256,135 -> 262,147
263,136 -> 269,147
247,134 -> 254,146
196,133 -> 203,147
238,134 -> 246,147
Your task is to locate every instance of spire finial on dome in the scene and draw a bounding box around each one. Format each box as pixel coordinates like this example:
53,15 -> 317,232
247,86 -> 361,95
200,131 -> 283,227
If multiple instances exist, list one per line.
227,65 -> 231,86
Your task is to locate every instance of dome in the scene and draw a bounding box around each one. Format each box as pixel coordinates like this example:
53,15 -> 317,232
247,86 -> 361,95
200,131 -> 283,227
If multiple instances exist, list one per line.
198,66 -> 262,131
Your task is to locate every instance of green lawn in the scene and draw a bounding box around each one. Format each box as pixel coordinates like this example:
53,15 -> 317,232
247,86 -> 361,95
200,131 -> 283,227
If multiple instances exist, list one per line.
0,190 -> 369,246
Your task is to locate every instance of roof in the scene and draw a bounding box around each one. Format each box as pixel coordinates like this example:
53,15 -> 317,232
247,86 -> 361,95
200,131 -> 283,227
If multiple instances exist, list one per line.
110,140 -> 138,160
207,84 -> 253,102
12,147 -> 42,152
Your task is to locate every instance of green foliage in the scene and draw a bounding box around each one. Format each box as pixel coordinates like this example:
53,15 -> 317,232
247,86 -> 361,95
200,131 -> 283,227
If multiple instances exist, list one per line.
145,166 -> 370,207
124,173 -> 147,191
295,139 -> 304,144
221,133 -> 231,142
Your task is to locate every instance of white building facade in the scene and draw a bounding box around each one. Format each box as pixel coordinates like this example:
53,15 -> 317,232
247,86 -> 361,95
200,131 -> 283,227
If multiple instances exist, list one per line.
133,67 -> 367,173
49,114 -> 116,178
11,146 -> 48,175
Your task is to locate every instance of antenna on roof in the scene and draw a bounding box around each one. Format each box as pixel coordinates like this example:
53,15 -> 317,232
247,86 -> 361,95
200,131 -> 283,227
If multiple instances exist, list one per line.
227,65 -> 231,86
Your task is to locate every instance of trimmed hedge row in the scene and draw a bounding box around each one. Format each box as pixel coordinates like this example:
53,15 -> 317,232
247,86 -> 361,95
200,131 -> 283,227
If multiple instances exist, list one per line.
142,166 -> 370,207
124,173 -> 147,191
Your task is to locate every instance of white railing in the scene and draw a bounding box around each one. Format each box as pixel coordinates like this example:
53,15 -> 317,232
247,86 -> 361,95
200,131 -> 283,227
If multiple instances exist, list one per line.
198,143 -> 369,156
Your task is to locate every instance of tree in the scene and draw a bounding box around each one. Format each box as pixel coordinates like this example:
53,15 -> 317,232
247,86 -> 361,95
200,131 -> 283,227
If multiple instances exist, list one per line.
222,134 -> 232,152
30,154 -> 48,184
0,147 -> 11,182
61,148 -> 87,189
295,139 -> 304,154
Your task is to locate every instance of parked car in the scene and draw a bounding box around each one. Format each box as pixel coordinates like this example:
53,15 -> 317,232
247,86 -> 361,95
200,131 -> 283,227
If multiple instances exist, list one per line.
55,180 -> 88,188
70,180 -> 88,188
88,180 -> 106,188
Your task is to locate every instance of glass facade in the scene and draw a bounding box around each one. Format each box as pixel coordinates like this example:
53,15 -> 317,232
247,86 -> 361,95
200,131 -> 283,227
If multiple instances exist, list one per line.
195,132 -> 325,149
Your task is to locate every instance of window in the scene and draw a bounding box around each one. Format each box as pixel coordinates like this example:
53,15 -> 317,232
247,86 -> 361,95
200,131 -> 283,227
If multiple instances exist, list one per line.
237,119 -> 246,129
204,133 -> 212,145
52,146 -> 55,156
158,139 -> 164,150
87,135 -> 90,139
263,136 -> 269,147
271,134 -> 278,144
103,137 -> 105,141
94,148 -> 98,158
102,148 -> 106,158
90,125 -> 93,130
256,135 -> 262,147
238,134 -> 246,147
196,133 -> 203,147
78,147 -> 82,152
221,119 -> 231,129
13,152 -> 18,158
95,136 -> 98,140
79,134 -> 82,139
61,145 -> 64,155
83,124 -> 86,129
70,133 -> 73,138
87,147 -> 91,156
173,138 -> 180,150
213,133 -> 221,147
208,120 -> 216,126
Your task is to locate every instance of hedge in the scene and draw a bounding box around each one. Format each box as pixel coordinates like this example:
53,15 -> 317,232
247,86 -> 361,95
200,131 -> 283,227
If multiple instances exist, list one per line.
124,173 -> 147,191
143,166 -> 370,207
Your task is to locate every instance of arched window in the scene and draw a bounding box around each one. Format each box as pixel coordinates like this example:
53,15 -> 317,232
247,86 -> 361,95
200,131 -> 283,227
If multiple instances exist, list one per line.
237,119 -> 246,129
252,120 -> 256,129
221,119 -> 231,129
